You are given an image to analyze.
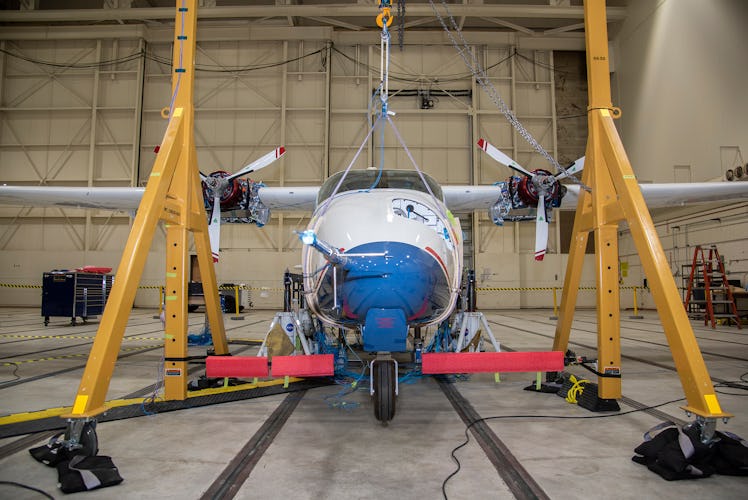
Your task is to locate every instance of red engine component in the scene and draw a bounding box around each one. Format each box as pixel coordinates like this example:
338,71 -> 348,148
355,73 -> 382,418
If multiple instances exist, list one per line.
202,170 -> 243,208
516,169 -> 559,206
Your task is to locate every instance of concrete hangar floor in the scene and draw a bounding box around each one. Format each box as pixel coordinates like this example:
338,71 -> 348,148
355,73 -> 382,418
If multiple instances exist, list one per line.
0,307 -> 746,500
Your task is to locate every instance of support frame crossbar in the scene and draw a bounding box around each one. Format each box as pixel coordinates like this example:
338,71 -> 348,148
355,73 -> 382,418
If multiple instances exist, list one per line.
422,351 -> 564,375
271,355 -> 335,378
206,356 -> 270,378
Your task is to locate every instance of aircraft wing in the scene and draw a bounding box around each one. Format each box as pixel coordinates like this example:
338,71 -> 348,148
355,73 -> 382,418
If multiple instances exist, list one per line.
0,185 -> 145,210
442,182 -> 748,212
0,184 -> 320,212
442,185 -> 505,211
562,182 -> 748,209
256,186 -> 319,211
2,181 -> 747,213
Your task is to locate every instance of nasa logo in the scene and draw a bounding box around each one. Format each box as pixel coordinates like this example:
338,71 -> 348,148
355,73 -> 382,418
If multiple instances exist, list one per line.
376,317 -> 395,329
285,323 -> 294,332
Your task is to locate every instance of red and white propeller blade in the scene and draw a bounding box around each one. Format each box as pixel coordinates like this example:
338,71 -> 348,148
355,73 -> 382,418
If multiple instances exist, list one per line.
477,138 -> 533,177
209,193 -> 221,263
227,146 -> 286,181
534,195 -> 548,262
555,156 -> 585,180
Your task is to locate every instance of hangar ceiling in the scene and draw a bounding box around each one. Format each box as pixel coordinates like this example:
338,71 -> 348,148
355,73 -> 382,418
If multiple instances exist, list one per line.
1,1 -> 627,38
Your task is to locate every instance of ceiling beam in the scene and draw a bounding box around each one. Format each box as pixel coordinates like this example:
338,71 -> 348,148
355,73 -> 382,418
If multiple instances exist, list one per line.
543,22 -> 586,35
306,16 -> 364,31
0,4 -> 626,24
0,23 -> 586,50
479,16 -> 535,36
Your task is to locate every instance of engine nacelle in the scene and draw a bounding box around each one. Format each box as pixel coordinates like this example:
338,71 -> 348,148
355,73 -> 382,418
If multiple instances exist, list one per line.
489,173 -> 566,226
201,173 -> 270,226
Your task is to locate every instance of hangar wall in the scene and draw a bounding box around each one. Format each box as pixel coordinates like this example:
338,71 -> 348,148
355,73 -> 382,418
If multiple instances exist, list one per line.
612,0 -> 748,310
0,27 -> 578,309
2,1 -> 746,313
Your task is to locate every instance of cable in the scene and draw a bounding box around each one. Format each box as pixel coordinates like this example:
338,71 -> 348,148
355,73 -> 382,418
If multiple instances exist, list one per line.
513,50 -> 579,77
324,340 -> 368,411
141,353 -> 165,416
0,45 -> 323,75
0,480 -> 55,500
331,46 -> 517,85
145,48 -> 324,74
441,396 -> 687,499
0,362 -> 20,385
713,376 -> 748,396
0,46 -> 144,69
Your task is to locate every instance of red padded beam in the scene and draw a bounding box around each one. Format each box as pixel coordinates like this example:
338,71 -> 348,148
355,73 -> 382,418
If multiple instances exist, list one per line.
271,354 -> 334,377
206,356 -> 269,378
422,351 -> 564,375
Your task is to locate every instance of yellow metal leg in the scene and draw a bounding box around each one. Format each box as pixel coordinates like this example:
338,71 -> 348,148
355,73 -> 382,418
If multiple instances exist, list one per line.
163,223 -> 190,400
190,165 -> 229,355
552,186 -> 590,354
594,224 -> 622,398
596,111 -> 729,418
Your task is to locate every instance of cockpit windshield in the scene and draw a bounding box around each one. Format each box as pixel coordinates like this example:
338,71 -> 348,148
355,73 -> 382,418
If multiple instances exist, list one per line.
316,169 -> 443,206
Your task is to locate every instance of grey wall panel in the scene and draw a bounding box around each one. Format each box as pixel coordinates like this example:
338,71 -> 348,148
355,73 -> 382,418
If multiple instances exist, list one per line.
0,31 -> 566,307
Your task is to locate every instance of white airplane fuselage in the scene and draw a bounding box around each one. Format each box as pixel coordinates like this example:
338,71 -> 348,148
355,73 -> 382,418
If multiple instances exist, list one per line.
301,171 -> 462,352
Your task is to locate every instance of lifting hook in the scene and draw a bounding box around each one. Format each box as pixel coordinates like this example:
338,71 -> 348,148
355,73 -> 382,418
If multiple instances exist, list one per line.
377,7 -> 394,28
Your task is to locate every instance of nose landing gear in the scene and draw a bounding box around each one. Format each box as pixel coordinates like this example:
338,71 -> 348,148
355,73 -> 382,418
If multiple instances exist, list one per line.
370,355 -> 398,424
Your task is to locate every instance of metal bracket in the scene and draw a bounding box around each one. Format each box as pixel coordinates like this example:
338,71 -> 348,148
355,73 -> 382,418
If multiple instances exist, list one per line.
369,357 -> 399,397
695,416 -> 718,444
64,417 -> 97,455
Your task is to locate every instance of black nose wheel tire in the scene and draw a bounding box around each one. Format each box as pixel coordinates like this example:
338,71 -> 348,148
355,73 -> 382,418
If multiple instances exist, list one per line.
373,359 -> 396,424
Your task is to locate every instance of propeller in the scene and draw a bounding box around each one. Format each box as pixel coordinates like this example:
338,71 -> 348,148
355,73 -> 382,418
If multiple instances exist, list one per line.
209,193 -> 221,263
534,195 -> 548,261
555,156 -> 585,180
477,138 -> 533,177
202,147 -> 286,262
478,138 -> 583,261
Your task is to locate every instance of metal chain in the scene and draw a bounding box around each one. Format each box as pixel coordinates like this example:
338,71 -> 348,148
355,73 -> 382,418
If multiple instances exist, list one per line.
428,0 -> 585,187
398,0 -> 405,50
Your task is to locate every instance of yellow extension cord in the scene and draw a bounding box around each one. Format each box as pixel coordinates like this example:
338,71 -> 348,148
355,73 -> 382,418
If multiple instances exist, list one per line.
565,375 -> 589,404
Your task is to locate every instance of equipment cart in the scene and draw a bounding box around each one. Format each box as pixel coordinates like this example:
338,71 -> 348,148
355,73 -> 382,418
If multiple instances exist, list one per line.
41,271 -> 114,325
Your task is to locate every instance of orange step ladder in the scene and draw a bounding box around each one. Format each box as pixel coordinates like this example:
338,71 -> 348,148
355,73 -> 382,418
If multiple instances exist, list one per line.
683,245 -> 741,329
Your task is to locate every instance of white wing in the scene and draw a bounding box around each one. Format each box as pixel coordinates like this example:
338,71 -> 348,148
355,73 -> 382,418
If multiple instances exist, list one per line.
0,186 -> 144,210
0,184 -> 320,212
256,186 -> 319,211
562,182 -> 748,209
2,181 -> 747,213
442,182 -> 748,212
441,185 -> 504,211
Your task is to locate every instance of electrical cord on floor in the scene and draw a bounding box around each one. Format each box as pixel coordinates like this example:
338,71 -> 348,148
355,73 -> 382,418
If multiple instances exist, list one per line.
0,362 -> 20,385
141,355 -> 165,415
713,372 -> 748,396
0,480 -> 55,500
441,396 -> 687,500
563,375 -> 589,404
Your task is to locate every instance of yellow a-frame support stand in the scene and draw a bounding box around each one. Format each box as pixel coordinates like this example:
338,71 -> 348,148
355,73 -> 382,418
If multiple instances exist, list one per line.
552,0 -> 730,430
62,0 -> 228,428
